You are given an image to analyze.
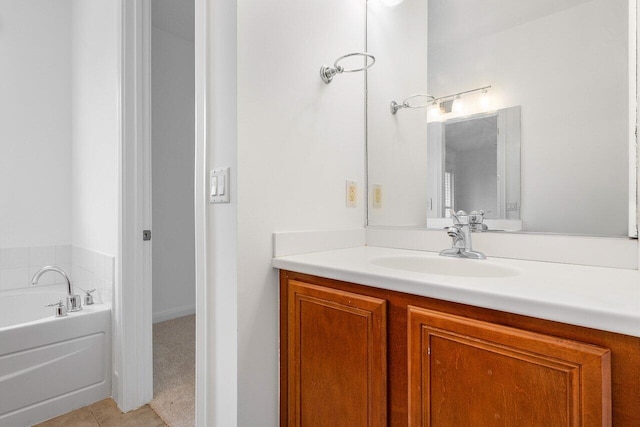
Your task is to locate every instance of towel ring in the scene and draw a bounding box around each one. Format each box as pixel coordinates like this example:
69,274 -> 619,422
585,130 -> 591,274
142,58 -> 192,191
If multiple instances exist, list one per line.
320,52 -> 376,84
390,94 -> 435,114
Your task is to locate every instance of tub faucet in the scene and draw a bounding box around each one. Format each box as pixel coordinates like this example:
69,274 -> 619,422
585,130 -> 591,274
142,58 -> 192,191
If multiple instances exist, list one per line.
440,210 -> 486,260
31,266 -> 82,312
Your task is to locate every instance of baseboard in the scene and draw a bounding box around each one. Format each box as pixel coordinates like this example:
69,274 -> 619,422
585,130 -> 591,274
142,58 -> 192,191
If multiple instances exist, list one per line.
153,305 -> 196,324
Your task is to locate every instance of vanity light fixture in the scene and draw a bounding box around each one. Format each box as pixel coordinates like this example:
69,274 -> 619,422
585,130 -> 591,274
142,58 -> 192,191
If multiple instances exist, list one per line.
451,95 -> 464,113
480,89 -> 491,110
391,85 -> 492,116
428,103 -> 441,120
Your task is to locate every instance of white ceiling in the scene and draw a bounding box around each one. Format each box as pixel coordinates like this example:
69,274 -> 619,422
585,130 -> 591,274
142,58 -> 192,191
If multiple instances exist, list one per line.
428,0 -> 593,46
152,0 -> 194,42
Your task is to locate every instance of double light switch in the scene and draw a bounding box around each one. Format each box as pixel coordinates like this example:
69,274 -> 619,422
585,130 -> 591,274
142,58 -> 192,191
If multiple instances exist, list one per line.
210,167 -> 230,203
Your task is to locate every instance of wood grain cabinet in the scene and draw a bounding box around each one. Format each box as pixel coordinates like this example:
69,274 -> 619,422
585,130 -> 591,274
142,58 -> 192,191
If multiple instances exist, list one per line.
408,306 -> 611,427
283,279 -> 387,427
280,271 -> 639,427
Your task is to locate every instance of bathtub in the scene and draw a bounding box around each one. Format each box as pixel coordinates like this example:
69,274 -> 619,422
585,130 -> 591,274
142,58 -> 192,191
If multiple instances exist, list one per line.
0,285 -> 111,426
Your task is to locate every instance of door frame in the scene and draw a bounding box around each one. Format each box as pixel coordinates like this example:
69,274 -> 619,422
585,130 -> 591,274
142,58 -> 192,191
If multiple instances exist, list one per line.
118,0 -> 210,423
117,0 -> 153,412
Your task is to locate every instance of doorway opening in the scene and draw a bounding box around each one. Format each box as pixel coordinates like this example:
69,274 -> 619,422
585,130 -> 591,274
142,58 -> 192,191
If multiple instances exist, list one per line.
148,0 -> 196,425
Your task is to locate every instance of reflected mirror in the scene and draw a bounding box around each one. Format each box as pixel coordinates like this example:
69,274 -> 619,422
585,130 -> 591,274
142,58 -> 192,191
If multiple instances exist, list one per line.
427,107 -> 521,231
367,0 -> 636,237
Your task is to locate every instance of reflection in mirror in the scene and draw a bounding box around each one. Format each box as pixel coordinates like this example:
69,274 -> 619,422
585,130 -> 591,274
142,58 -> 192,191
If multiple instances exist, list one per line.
427,107 -> 521,231
367,0 -> 636,237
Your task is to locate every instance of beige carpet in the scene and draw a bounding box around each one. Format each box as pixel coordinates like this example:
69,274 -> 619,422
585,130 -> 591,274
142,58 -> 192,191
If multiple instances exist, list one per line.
150,315 -> 195,427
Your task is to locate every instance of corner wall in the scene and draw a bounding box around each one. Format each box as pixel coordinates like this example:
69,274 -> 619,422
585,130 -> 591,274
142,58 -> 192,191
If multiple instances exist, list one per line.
70,0 -> 119,256
0,1 -> 73,248
236,0 -> 367,424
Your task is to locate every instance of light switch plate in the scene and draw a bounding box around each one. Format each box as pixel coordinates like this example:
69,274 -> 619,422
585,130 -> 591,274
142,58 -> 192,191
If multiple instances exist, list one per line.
210,167 -> 230,203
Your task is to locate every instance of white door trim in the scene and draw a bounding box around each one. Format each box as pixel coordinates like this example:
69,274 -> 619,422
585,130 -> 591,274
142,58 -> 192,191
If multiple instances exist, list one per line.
194,0 -> 210,424
117,0 -> 153,412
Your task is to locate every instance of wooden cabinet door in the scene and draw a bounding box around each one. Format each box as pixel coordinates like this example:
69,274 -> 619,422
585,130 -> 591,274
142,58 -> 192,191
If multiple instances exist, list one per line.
408,306 -> 611,427
287,280 -> 387,427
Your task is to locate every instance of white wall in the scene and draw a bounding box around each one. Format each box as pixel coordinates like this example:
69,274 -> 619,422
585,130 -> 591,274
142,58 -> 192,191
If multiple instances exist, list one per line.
236,0 -> 366,424
0,1 -> 72,248
70,0 -> 119,256
151,0 -> 195,322
428,0 -> 629,236
204,0 -> 238,424
367,0 -> 429,227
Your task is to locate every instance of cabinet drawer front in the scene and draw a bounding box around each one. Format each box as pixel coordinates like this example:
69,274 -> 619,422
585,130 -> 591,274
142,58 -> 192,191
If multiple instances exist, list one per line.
408,306 -> 611,427
287,280 -> 387,427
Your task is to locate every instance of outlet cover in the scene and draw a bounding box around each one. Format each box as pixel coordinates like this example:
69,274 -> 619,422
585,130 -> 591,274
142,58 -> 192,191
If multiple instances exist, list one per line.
346,181 -> 357,208
372,184 -> 382,209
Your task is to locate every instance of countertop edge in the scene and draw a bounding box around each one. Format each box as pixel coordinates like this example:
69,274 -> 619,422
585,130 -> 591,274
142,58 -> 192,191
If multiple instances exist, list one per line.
273,249 -> 640,338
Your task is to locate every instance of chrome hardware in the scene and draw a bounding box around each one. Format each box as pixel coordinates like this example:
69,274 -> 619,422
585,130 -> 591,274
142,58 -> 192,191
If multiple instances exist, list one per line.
320,52 -> 376,84
46,300 -> 67,317
32,266 -> 82,312
440,210 -> 487,259
469,210 -> 489,232
390,94 -> 435,114
83,289 -> 96,305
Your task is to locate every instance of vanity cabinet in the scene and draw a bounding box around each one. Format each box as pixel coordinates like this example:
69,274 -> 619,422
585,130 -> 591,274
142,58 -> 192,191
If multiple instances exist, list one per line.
283,279 -> 387,427
408,306 -> 610,426
280,270 -> 640,427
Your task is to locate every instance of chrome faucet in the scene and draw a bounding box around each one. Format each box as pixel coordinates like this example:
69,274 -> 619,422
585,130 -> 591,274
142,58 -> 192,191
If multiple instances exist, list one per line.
440,210 -> 486,259
31,266 -> 82,312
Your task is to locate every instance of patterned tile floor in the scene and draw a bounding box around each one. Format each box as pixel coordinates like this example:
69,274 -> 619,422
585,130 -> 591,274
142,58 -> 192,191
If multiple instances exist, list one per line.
34,398 -> 167,427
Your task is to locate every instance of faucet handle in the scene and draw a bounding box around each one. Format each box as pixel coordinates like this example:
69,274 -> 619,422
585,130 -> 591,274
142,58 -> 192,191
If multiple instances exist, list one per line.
46,300 -> 67,317
469,210 -> 484,224
452,210 -> 469,225
83,289 -> 96,306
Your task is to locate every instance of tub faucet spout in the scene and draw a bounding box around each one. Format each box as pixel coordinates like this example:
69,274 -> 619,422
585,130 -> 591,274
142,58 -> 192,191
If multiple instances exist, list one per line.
31,266 -> 82,312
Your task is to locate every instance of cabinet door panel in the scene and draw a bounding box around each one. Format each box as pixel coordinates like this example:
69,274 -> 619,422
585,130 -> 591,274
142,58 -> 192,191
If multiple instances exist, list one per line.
408,306 -> 611,427
288,280 -> 387,427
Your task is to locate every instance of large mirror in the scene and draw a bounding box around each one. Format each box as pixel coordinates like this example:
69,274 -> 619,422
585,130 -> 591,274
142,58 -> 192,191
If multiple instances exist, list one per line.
427,106 -> 522,230
367,0 -> 636,237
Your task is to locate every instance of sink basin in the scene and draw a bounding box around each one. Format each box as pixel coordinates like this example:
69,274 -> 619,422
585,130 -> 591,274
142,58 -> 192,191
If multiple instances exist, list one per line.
372,256 -> 520,278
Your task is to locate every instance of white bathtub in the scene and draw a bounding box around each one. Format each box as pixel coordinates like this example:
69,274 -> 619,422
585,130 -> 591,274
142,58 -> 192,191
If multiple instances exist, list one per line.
0,285 -> 111,426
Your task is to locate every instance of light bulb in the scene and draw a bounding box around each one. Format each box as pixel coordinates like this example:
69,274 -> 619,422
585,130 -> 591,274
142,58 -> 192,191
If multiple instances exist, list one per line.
379,0 -> 404,6
452,96 -> 464,114
480,90 -> 491,110
428,103 -> 441,120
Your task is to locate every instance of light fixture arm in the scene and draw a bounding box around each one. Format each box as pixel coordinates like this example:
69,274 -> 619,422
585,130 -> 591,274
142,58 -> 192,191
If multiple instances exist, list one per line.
431,85 -> 492,107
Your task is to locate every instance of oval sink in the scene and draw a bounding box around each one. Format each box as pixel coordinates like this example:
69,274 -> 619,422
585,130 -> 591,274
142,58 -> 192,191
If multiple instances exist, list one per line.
372,256 -> 520,278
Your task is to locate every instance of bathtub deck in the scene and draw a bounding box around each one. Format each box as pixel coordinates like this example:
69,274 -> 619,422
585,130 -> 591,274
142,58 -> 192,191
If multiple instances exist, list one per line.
34,398 -> 167,427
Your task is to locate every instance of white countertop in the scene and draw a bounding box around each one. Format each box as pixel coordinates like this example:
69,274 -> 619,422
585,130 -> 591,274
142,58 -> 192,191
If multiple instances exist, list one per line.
272,246 -> 640,337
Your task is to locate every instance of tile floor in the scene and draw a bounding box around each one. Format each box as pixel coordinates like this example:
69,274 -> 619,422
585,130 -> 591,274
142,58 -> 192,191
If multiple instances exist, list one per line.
33,398 -> 167,427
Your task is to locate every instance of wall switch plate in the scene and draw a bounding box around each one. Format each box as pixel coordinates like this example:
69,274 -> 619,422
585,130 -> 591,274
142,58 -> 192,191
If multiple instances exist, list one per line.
210,167 -> 230,203
346,181 -> 357,208
372,184 -> 382,209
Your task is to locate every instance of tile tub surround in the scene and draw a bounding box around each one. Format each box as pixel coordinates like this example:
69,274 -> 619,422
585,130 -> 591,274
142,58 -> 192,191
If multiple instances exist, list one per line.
0,245 -> 114,306
272,246 -> 640,337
